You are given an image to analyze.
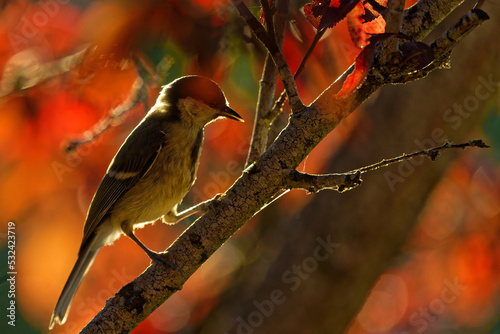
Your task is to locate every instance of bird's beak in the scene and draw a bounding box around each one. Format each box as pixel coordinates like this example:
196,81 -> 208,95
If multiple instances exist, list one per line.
219,106 -> 244,122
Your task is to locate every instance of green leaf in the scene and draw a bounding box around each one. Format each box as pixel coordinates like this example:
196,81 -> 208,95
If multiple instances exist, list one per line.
482,103 -> 500,161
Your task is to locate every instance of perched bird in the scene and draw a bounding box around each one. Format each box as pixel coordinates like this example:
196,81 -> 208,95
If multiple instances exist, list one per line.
49,75 -> 243,329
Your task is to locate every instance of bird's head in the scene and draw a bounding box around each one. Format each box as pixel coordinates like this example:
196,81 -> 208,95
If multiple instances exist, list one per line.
159,75 -> 244,127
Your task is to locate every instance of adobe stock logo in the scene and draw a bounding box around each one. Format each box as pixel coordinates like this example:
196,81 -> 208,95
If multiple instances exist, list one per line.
8,0 -> 69,52
227,235 -> 340,334
402,277 -> 466,334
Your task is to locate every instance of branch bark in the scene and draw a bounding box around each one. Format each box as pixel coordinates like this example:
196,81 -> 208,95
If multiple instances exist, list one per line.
231,0 -> 304,113
246,0 -> 290,167
379,0 -> 406,64
284,140 -> 488,193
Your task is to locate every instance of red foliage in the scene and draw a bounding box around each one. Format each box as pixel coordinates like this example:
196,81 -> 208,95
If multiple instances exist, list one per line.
304,0 -> 361,30
304,0 -> 387,33
334,43 -> 374,98
347,1 -> 386,48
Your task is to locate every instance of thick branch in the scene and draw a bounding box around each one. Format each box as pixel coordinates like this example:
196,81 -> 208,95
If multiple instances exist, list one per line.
312,2 -> 488,116
384,0 -> 406,32
400,0 -> 465,41
389,8 -> 489,84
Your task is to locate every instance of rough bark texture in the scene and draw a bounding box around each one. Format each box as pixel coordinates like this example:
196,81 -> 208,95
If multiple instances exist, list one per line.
192,2 -> 500,333
246,0 -> 291,167
81,0 -> 495,332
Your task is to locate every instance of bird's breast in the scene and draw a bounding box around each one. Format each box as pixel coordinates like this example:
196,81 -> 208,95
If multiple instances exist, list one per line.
112,128 -> 203,226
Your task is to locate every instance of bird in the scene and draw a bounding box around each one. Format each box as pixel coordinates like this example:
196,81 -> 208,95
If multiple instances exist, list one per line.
49,75 -> 244,329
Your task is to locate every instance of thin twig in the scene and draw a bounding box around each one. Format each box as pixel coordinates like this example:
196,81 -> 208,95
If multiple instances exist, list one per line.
383,0 -> 405,33
390,8 -> 489,84
284,140 -> 489,193
285,169 -> 362,193
0,46 -> 88,98
65,76 -> 147,154
231,0 -> 304,113
379,0 -> 405,64
260,0 -> 277,46
261,28 -> 327,162
269,28 -> 326,118
246,0 -> 290,167
429,8 -> 489,63
355,140 -> 489,174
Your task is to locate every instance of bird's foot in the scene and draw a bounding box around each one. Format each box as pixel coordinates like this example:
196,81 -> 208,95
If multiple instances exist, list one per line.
148,251 -> 184,276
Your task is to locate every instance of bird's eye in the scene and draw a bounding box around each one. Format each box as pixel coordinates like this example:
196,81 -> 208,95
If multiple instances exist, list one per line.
209,101 -> 217,108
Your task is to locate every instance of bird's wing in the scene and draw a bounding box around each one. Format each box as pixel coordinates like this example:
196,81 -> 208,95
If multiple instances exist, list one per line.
81,124 -> 165,248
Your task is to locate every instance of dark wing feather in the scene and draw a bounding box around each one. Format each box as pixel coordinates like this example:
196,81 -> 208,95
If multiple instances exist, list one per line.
81,121 -> 166,247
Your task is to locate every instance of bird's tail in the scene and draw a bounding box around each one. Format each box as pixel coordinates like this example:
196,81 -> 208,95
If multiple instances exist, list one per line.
49,236 -> 99,329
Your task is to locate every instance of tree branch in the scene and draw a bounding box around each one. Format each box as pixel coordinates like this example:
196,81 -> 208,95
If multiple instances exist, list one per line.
389,8 -> 489,84
284,140 -> 488,194
269,28 -> 326,124
0,46 -> 87,98
378,0 -> 405,66
400,0 -> 465,41
284,169 -> 362,193
65,76 -> 148,154
312,2 -> 488,118
429,8 -> 489,62
246,0 -> 290,167
384,0 -> 406,33
247,10 -> 327,166
193,5 -> 500,329
260,0 -> 277,45
355,139 -> 489,173
231,0 -> 304,113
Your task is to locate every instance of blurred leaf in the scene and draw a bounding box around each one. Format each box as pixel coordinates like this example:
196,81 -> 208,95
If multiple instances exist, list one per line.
230,51 -> 259,99
145,43 -> 189,85
487,316 -> 500,334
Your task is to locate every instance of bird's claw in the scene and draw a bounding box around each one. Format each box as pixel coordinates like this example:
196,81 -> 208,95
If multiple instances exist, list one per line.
149,251 -> 184,276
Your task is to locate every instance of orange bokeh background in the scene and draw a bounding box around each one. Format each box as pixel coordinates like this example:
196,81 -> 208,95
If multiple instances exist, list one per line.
0,1 -> 499,334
